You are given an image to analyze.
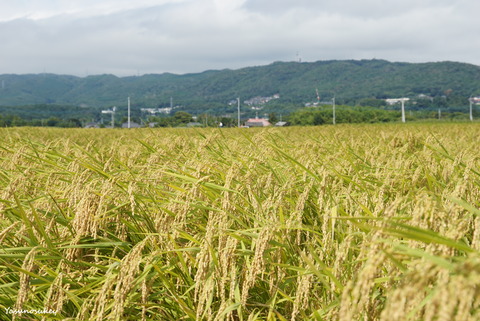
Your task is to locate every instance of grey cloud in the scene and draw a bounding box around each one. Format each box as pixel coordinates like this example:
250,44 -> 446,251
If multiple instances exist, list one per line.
242,0 -> 457,18
1,0 -> 479,76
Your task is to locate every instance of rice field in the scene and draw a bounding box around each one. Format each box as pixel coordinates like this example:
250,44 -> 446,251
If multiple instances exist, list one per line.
0,123 -> 479,320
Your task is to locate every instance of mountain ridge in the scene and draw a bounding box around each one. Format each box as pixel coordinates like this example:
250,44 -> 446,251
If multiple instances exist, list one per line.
1,59 -> 479,112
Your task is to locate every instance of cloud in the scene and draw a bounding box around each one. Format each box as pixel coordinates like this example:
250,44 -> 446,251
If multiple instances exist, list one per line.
1,0 -> 479,76
0,0 -> 186,21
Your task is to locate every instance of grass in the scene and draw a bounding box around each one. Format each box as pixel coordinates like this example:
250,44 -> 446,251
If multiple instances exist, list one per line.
0,123 -> 479,320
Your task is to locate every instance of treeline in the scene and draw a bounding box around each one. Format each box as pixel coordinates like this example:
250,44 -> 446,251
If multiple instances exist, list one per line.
147,112 -> 238,128
0,105 -> 478,128
288,105 -> 478,126
0,104 -> 97,127
0,115 -> 83,127
0,104 -> 98,119
289,106 -> 399,125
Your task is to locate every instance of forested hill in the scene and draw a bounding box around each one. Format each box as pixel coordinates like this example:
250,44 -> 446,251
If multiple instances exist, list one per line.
1,59 -> 480,110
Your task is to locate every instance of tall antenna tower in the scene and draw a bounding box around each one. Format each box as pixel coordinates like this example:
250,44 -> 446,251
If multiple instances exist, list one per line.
296,51 -> 301,63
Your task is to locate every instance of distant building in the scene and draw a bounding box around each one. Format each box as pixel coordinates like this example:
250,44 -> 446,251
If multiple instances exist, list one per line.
417,94 -> 433,101
386,98 -> 410,105
186,122 -> 203,127
121,122 -> 141,128
275,121 -> 289,127
84,122 -> 100,128
245,118 -> 271,127
244,94 -> 280,109
141,107 -> 173,115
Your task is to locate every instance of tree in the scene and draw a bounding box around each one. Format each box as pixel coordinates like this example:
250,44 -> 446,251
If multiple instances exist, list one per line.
173,111 -> 193,124
46,117 -> 60,127
268,113 -> 278,124
358,98 -> 386,108
219,117 -> 235,127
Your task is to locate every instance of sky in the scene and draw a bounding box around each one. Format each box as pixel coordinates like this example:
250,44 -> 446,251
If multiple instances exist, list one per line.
1,0 -> 479,76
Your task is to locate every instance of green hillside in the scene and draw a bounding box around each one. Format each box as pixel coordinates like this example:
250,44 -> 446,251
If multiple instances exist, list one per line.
1,59 -> 479,114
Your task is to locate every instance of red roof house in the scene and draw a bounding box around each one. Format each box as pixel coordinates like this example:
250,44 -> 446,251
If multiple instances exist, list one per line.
245,118 -> 271,127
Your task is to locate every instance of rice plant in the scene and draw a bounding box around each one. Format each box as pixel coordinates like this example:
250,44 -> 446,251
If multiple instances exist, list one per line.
0,124 -> 479,320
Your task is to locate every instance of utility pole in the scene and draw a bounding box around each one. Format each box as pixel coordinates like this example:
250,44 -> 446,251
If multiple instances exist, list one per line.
332,96 -> 336,125
127,97 -> 131,128
237,97 -> 241,127
390,98 -> 409,123
101,107 -> 116,128
469,98 -> 474,121
112,107 -> 116,128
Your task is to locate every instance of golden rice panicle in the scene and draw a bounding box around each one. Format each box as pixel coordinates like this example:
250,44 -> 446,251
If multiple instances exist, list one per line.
0,222 -> 19,244
44,272 -> 69,315
339,244 -> 386,320
112,236 -> 150,320
14,246 -> 38,314
472,216 -> 480,251
127,181 -> 137,217
379,263 -> 441,321
65,184 -> 101,260
424,265 -> 480,321
141,278 -> 150,321
291,252 -> 314,321
320,205 -> 337,262
197,206 -> 232,319
194,210 -> 221,319
287,180 -> 314,245
218,236 -> 239,305
241,226 -> 275,305
332,233 -> 359,291
410,193 -> 443,231
221,163 -> 241,211
380,259 -> 480,321
77,297 -> 95,321
91,274 -> 117,320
